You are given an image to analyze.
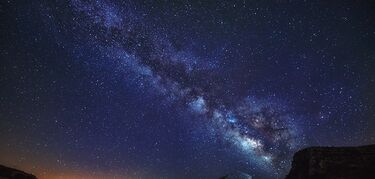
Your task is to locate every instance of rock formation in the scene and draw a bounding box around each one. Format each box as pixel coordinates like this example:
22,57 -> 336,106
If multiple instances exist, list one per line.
285,145 -> 375,179
0,164 -> 37,179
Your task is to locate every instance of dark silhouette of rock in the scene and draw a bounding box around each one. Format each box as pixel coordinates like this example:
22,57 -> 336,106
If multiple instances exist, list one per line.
0,164 -> 37,179
219,171 -> 252,179
285,145 -> 375,179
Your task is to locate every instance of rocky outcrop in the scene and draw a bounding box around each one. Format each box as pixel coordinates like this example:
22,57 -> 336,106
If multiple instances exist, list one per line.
0,165 -> 37,179
285,145 -> 375,179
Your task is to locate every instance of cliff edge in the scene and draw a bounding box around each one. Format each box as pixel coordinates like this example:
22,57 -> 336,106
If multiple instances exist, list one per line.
285,145 -> 375,179
0,164 -> 37,179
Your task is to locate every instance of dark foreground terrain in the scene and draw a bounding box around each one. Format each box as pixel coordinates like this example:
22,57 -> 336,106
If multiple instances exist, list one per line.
285,144 -> 375,179
0,165 -> 36,179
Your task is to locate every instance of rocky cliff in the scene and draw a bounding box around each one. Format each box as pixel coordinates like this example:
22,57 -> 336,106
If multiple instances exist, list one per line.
0,165 -> 37,179
285,145 -> 375,179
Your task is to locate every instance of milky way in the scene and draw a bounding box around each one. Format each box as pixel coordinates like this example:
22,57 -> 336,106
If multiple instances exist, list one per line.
67,0 -> 304,171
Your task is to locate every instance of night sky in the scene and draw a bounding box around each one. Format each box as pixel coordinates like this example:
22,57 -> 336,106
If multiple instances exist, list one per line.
1,0 -> 375,179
